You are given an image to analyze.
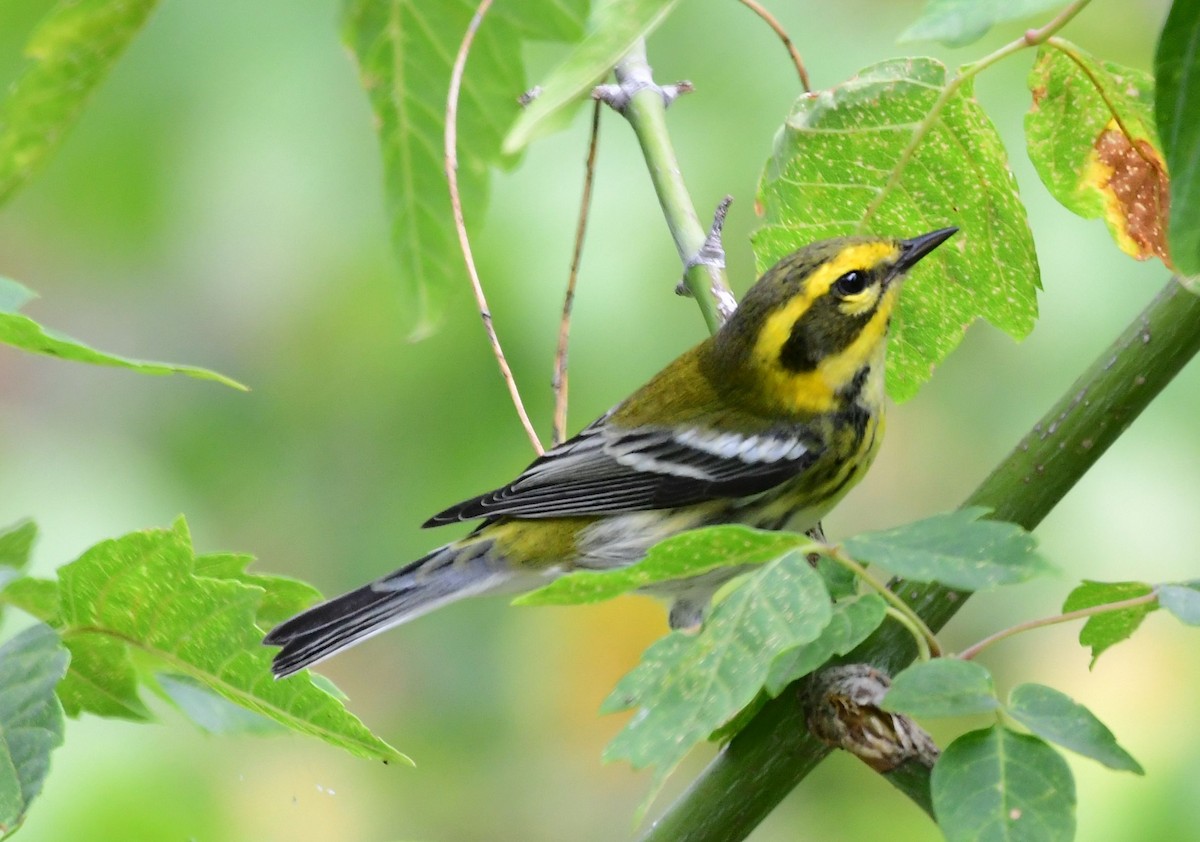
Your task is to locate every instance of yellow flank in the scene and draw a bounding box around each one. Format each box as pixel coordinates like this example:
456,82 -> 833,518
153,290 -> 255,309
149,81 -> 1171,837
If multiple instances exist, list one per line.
486,516 -> 595,569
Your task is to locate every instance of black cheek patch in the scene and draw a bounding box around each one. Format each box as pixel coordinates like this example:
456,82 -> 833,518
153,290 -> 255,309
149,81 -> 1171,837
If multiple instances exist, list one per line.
778,295 -> 880,373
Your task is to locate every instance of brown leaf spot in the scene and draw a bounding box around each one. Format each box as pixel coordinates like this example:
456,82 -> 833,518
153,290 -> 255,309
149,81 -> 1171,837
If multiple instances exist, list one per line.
1089,124 -> 1172,266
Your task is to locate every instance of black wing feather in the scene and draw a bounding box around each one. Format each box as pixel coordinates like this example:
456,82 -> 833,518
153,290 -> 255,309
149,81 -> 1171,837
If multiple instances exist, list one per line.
424,418 -> 819,525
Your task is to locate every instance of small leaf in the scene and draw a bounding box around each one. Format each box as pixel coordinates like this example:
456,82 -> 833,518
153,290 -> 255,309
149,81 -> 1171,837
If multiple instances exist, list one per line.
754,58 -> 1040,402
765,594 -> 888,695
343,0 -> 588,336
882,659 -> 999,718
50,518 -> 408,763
1007,683 -> 1143,773
1155,0 -> 1200,276
0,521 -> 37,604
56,634 -> 150,721
156,674 -> 285,736
843,508 -> 1054,590
1158,582 -> 1200,625
0,520 -> 36,573
503,0 -> 680,153
0,578 -> 59,623
0,0 -> 160,207
193,553 -> 322,628
602,552 -> 832,792
933,726 -> 1075,842
0,624 -> 69,834
1062,580 -> 1157,666
0,300 -> 246,389
1026,41 -> 1171,267
899,0 -> 1063,47
516,525 -> 811,606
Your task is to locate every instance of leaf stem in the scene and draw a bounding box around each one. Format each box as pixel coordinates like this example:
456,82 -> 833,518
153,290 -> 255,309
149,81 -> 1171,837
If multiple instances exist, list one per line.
445,0 -> 544,455
610,40 -> 734,334
829,548 -> 942,658
858,0 -> 1092,230
884,606 -> 931,662
956,591 -> 1159,661
551,100 -> 602,445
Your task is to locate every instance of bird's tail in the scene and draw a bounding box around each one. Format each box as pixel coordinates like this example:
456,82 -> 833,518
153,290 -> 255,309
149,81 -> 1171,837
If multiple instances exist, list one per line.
264,538 -> 504,677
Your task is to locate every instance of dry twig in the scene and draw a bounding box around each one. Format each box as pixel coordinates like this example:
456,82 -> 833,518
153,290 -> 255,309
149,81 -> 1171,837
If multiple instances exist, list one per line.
737,0 -> 812,91
445,0 -> 544,455
552,100 -> 603,446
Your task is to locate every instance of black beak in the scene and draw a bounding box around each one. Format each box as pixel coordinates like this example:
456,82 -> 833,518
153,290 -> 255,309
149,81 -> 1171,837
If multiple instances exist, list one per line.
891,227 -> 958,279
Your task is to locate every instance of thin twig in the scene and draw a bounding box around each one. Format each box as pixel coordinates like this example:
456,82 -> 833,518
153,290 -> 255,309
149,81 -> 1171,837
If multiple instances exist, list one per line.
956,591 -> 1160,662
445,0 -> 544,455
551,100 -> 602,446
737,0 -> 812,91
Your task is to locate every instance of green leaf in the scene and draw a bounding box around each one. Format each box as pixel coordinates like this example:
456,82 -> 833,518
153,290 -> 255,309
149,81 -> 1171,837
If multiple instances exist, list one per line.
0,624 -> 69,835
754,58 -> 1040,403
48,518 -> 408,763
1026,41 -> 1171,267
0,578 -> 59,624
843,508 -> 1054,591
1155,0 -> 1200,276
882,658 -> 999,718
155,674 -> 284,736
0,0 -> 159,207
503,0 -> 680,153
1158,582 -> 1200,625
765,594 -> 888,695
0,294 -> 246,389
516,525 -> 811,607
602,552 -> 832,791
1062,580 -> 1157,666
1007,683 -> 1143,773
56,634 -> 150,721
193,553 -> 322,629
342,0 -> 589,337
0,521 -> 37,603
933,726 -> 1075,842
899,0 -> 1063,47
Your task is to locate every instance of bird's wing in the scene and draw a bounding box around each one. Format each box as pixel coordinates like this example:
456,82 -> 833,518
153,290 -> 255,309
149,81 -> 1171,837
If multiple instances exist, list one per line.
423,417 -> 818,524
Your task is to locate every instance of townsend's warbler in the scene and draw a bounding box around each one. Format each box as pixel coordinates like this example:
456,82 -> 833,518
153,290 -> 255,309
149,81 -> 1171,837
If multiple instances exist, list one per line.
266,228 -> 956,677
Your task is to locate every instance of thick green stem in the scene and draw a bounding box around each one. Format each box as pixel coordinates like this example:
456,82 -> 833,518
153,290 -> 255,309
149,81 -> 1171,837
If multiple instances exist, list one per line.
615,41 -> 732,334
639,278 -> 1200,842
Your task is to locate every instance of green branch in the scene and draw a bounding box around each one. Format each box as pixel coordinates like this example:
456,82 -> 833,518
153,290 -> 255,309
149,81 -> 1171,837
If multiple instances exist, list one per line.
610,40 -> 734,334
639,278 -> 1200,841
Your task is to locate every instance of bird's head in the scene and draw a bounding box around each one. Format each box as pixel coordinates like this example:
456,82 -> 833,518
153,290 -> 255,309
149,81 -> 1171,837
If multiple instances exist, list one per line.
713,228 -> 957,415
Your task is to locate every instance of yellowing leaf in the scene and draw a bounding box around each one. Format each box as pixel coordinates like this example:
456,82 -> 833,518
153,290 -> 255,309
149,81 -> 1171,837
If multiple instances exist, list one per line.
1026,41 -> 1171,268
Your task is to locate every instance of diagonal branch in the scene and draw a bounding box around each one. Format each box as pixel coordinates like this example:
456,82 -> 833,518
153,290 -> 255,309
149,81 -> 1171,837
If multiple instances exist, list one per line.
639,277 -> 1200,841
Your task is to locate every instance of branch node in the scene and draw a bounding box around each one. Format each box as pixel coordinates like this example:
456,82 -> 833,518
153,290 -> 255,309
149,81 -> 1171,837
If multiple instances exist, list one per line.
593,79 -> 693,114
678,196 -> 737,320
804,664 -> 939,773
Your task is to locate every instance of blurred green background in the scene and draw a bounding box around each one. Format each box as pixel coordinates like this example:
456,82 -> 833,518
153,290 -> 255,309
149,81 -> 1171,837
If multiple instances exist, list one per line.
1,1 -> 1197,840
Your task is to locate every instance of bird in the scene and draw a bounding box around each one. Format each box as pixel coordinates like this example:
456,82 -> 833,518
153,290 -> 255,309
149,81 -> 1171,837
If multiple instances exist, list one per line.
265,227 -> 957,677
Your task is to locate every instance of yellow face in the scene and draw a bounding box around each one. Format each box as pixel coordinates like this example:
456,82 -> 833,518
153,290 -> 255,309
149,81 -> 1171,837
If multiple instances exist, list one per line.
749,241 -> 903,415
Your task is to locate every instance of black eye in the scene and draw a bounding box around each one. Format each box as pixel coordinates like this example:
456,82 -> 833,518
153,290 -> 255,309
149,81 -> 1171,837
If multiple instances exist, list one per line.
833,271 -> 868,296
